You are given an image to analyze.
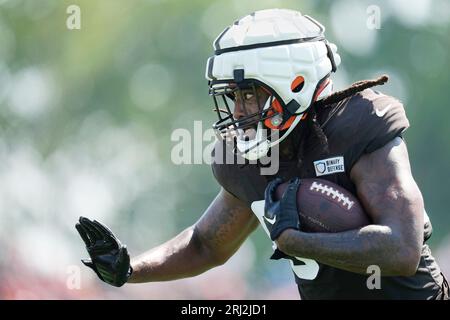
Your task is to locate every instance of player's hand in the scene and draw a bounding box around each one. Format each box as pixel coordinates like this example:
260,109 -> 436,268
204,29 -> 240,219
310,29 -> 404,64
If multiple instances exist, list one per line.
75,216 -> 132,287
264,177 -> 301,241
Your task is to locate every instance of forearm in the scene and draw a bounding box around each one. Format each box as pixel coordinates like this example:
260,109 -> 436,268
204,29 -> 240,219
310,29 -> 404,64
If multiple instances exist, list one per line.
128,226 -> 219,283
278,225 -> 414,275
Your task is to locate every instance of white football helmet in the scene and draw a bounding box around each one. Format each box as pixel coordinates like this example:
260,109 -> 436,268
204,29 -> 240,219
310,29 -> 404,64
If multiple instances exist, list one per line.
205,9 -> 341,160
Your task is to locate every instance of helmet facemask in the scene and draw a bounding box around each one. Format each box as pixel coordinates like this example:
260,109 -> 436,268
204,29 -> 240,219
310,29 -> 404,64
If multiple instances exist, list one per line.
210,79 -> 300,160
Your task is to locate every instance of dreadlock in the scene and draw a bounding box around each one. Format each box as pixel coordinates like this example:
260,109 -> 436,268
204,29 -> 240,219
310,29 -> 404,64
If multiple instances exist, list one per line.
294,74 -> 390,167
315,74 -> 389,108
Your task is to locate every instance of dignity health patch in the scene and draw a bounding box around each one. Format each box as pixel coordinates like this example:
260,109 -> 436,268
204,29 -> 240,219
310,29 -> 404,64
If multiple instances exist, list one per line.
313,156 -> 345,177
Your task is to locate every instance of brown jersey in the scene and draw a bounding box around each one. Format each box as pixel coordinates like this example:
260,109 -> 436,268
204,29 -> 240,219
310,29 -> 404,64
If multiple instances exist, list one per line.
211,88 -> 445,299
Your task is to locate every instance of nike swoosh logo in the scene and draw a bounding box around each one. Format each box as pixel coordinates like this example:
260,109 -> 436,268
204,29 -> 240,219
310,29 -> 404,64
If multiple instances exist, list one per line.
264,215 -> 276,225
375,104 -> 392,117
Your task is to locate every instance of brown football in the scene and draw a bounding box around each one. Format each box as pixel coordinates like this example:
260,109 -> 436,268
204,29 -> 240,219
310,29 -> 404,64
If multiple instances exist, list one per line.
276,178 -> 370,232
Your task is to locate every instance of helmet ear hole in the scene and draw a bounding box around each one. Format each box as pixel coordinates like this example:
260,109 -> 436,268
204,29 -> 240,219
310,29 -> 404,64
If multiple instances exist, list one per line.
291,76 -> 305,93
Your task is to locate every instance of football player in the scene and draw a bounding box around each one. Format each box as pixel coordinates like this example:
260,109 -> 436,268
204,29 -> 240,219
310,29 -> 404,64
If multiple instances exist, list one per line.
76,9 -> 448,299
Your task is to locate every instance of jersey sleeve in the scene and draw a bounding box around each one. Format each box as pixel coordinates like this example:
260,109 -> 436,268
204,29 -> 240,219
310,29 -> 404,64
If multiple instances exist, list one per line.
326,89 -> 410,171
210,139 -> 268,206
211,139 -> 235,195
211,140 -> 239,198
363,91 -> 410,153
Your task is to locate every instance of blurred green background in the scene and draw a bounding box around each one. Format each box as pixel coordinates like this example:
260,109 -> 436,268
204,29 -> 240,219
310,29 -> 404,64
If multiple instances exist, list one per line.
0,0 -> 449,299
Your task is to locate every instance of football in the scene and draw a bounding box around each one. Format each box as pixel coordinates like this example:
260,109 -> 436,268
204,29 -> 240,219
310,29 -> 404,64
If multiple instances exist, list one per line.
276,178 -> 370,232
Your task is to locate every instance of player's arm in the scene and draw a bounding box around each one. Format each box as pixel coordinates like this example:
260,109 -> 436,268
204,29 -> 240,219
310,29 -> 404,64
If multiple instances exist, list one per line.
128,187 -> 258,282
275,137 -> 423,276
77,188 -> 258,285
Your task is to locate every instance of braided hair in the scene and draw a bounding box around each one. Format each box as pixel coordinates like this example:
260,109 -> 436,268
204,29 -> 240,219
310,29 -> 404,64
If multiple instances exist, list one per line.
315,75 -> 389,108
288,74 -> 390,166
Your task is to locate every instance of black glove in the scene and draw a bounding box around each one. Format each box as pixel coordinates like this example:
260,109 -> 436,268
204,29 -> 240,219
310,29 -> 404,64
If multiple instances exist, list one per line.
75,216 -> 132,287
264,177 -> 301,241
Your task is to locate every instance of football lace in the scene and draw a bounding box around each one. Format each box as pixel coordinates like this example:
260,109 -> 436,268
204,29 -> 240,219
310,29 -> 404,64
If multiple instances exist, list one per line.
310,181 -> 354,210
